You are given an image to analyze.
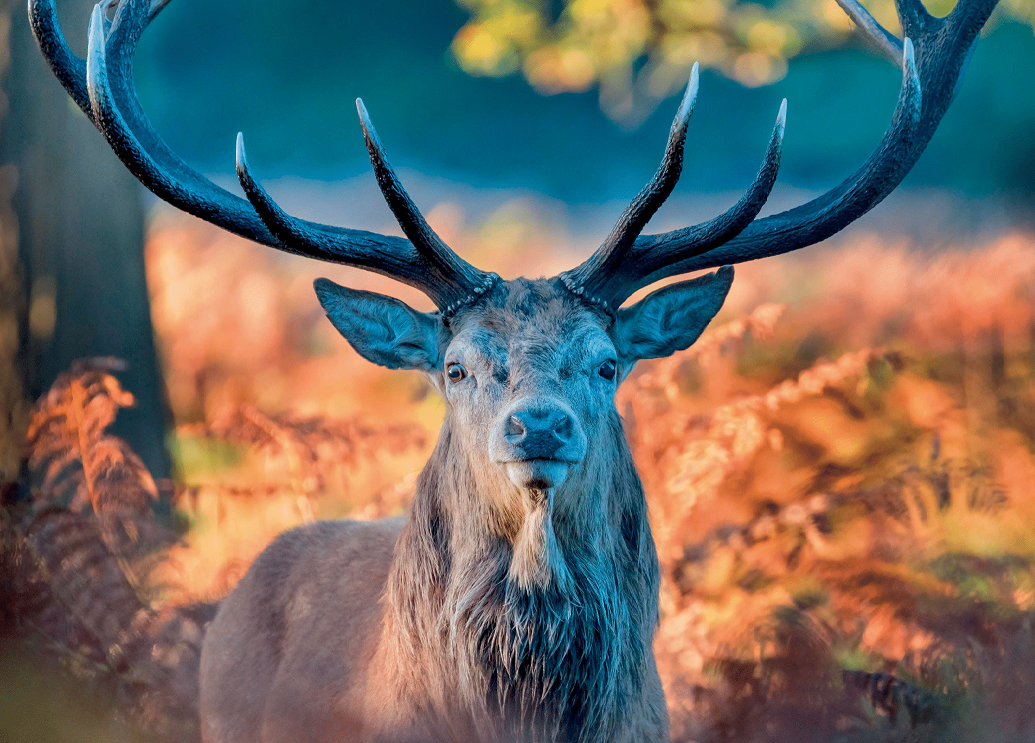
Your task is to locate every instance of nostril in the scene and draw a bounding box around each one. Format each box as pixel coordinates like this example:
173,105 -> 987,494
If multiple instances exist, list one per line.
553,414 -> 574,441
501,405 -> 580,458
505,415 -> 526,441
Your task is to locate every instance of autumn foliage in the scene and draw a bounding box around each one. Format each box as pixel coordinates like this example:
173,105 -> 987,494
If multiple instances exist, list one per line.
5,212 -> 1035,741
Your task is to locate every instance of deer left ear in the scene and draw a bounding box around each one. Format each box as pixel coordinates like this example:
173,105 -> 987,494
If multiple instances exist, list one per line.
614,265 -> 733,364
314,278 -> 444,371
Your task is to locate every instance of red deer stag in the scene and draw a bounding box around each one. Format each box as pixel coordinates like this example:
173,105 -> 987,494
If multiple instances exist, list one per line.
31,0 -> 998,740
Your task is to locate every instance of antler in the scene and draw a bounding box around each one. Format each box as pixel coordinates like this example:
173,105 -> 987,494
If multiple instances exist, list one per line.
562,0 -> 999,310
29,0 -> 495,314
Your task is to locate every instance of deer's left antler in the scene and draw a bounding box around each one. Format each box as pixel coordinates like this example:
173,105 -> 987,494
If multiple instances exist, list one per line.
562,0 -> 999,311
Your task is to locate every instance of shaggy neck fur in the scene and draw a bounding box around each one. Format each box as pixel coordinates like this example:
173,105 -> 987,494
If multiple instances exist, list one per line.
385,410 -> 660,743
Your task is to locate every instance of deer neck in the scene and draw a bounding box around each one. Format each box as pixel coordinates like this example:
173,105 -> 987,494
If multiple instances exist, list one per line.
384,413 -> 661,741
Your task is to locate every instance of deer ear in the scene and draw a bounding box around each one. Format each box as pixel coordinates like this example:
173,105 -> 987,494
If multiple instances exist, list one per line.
314,279 -> 444,371
614,266 -> 733,363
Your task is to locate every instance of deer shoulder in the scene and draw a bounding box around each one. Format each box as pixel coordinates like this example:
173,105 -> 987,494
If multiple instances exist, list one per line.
200,517 -> 406,743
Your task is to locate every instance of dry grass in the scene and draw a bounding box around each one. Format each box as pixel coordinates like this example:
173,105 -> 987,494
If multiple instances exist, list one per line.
6,209 -> 1035,741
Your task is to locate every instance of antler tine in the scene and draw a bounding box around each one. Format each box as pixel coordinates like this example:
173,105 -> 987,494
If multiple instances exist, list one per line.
236,131 -> 495,314
29,0 -> 90,111
355,99 -> 497,309
834,0 -> 903,64
833,0 -> 936,61
230,133 -> 413,274
562,92 -> 785,310
560,65 -> 700,308
54,0 -> 277,245
33,0 -> 495,313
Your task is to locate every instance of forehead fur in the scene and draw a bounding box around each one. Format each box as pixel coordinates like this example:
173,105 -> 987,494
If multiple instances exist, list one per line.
451,278 -> 609,339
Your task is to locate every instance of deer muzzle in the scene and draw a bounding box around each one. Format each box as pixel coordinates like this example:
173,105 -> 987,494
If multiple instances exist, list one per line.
490,399 -> 587,490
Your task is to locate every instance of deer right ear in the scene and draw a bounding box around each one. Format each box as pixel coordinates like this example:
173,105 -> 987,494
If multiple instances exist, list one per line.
314,279 -> 444,371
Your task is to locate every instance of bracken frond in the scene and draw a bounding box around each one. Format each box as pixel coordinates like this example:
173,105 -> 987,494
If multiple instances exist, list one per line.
185,403 -> 426,495
5,359 -> 218,741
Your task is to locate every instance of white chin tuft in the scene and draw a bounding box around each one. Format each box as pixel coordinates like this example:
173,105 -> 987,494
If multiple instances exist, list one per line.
505,460 -> 570,491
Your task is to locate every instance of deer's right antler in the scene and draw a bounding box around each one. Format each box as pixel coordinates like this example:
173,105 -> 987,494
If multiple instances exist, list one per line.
30,0 -> 496,315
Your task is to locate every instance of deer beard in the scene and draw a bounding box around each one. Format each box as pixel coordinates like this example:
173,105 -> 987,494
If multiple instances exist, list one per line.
508,487 -> 574,593
441,487 -> 633,743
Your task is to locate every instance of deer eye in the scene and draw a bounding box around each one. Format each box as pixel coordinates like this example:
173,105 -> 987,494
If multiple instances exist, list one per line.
446,363 -> 467,383
597,359 -> 617,381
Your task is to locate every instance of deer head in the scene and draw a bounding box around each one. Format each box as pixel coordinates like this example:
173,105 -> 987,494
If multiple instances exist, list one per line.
237,71 -> 780,587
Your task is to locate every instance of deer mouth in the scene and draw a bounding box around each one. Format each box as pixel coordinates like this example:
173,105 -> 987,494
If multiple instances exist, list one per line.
504,458 -> 574,491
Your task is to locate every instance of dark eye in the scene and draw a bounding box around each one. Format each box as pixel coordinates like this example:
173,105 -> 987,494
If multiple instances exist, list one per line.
598,359 -> 617,381
446,363 -> 467,383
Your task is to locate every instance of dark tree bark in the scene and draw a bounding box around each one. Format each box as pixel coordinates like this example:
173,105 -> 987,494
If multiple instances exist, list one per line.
0,0 -> 171,485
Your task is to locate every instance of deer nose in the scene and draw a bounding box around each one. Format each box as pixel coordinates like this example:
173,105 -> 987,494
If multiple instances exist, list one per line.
504,406 -> 575,459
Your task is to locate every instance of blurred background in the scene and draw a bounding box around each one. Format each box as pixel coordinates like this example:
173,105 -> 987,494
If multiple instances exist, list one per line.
2,0 -> 1035,741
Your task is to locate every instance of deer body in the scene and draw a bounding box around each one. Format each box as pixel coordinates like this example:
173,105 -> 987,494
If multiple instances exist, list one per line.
31,0 -> 998,740
201,279 -> 668,743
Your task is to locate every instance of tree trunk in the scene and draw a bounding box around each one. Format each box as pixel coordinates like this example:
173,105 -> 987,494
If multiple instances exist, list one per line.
0,0 -> 171,487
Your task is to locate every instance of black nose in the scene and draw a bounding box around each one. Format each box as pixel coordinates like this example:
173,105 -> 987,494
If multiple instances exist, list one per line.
504,406 -> 575,459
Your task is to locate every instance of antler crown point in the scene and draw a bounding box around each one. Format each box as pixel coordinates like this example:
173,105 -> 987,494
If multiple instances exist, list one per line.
356,98 -> 370,126
677,65 -> 700,123
235,133 -> 250,173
